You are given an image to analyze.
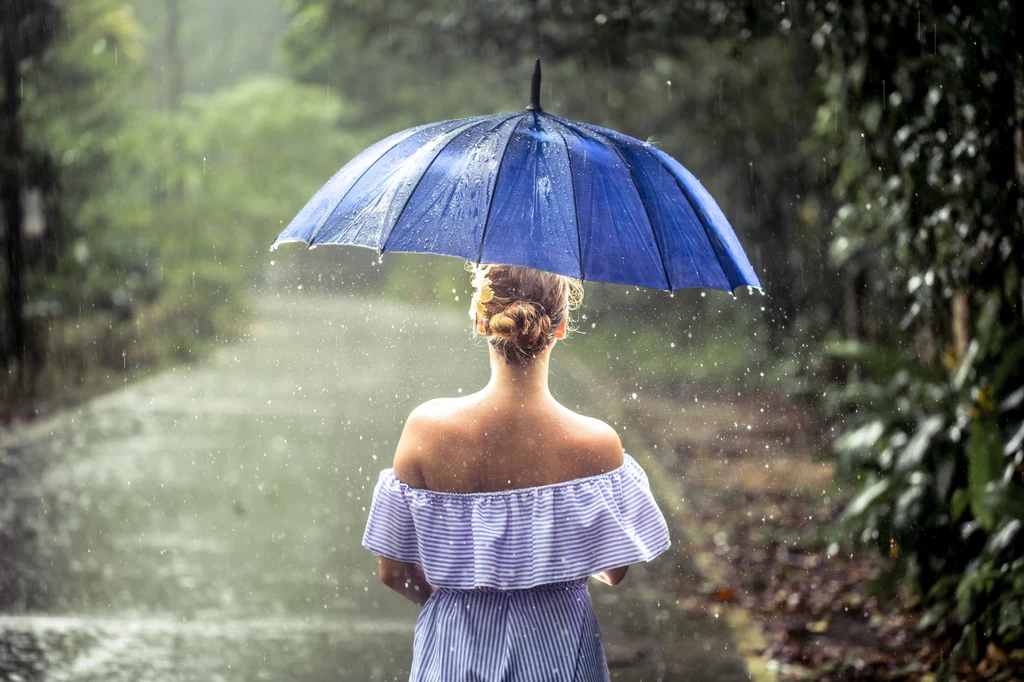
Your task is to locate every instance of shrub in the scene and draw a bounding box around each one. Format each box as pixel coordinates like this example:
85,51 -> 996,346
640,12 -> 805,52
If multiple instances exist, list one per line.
828,297 -> 1024,666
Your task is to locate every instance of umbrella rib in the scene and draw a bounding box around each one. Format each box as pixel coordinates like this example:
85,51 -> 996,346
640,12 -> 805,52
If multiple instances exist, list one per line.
379,116 -> 507,254
308,118 -> 476,246
304,131 -> 419,246
547,118 -> 585,282
635,144 -> 734,290
475,114 -> 528,265
566,123 -> 673,291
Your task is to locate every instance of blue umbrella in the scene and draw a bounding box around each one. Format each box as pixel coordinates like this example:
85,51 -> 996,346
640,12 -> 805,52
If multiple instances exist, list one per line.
272,61 -> 761,293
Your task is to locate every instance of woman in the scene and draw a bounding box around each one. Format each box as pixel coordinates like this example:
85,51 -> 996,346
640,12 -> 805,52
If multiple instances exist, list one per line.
362,262 -> 671,681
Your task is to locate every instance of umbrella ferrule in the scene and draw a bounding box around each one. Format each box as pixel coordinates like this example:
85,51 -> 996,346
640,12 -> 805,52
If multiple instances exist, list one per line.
526,59 -> 542,112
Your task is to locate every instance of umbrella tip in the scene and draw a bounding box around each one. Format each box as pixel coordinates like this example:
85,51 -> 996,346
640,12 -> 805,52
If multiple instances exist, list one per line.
526,59 -> 542,112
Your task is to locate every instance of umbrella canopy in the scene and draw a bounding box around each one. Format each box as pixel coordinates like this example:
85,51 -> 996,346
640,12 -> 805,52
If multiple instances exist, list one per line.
273,61 -> 761,293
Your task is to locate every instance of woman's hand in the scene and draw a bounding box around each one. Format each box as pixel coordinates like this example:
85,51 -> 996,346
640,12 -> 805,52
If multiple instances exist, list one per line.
592,565 -> 629,586
379,557 -> 435,606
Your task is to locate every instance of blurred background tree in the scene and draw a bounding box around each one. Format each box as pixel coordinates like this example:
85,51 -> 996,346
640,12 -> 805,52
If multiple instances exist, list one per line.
2,0 -> 355,405
810,0 -> 1024,667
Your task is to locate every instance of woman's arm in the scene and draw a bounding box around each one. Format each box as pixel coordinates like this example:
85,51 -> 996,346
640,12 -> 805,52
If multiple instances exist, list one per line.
376,405 -> 444,606
379,556 -> 435,606
592,565 -> 629,586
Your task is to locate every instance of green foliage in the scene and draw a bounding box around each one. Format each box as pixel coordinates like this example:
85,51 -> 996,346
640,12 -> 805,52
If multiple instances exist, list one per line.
130,0 -> 291,94
3,0 -> 357,412
4,0 -> 148,379
809,1 -> 1023,335
21,0 -> 147,194
35,74 -> 353,311
808,0 -> 1023,664
283,0 -> 517,137
828,304 -> 1024,659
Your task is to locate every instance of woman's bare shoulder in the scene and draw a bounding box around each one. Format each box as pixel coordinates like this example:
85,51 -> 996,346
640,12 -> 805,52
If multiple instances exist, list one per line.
558,406 -> 625,475
391,398 -> 466,485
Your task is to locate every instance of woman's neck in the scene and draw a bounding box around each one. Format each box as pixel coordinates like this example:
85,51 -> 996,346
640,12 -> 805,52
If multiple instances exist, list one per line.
482,346 -> 554,405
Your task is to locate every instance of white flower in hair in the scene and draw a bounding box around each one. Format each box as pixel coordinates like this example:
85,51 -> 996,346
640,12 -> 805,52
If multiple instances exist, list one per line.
469,264 -> 495,320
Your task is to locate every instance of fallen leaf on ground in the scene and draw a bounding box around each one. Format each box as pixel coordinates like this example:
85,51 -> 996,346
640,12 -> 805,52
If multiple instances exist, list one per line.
713,587 -> 737,602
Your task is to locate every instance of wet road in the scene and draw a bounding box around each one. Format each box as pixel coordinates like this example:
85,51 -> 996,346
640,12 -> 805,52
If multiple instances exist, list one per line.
0,292 -> 748,681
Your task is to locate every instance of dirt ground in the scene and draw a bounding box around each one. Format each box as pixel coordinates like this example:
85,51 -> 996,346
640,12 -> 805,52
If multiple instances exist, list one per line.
624,391 -> 1022,681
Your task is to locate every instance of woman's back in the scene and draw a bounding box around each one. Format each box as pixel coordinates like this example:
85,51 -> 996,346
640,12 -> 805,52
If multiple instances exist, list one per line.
392,392 -> 625,494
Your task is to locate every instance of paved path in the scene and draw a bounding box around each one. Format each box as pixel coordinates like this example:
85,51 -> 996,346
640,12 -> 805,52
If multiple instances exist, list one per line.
0,292 -> 749,681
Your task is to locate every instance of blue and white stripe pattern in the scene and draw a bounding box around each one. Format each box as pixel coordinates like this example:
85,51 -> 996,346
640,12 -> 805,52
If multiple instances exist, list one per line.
362,453 -> 671,681
412,580 -> 608,681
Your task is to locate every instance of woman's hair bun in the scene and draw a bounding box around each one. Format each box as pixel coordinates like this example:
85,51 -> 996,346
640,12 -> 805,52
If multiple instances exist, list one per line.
467,262 -> 584,366
487,301 -> 552,355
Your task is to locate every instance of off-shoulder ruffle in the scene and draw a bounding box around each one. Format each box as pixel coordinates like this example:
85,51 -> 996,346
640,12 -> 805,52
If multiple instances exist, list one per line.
361,453 -> 671,590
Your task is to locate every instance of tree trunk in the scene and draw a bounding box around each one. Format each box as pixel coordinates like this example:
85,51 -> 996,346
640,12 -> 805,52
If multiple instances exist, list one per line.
165,0 -> 183,109
1,0 -> 26,372
846,268 -> 868,342
1016,40 -> 1023,317
845,267 -> 867,382
739,166 -> 795,352
952,292 -> 970,360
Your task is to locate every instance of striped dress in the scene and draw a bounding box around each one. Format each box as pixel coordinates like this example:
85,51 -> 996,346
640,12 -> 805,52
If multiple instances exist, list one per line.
362,453 -> 671,681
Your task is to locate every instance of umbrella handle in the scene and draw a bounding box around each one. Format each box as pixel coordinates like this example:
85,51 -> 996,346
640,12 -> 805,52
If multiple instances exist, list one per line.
526,59 -> 542,112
